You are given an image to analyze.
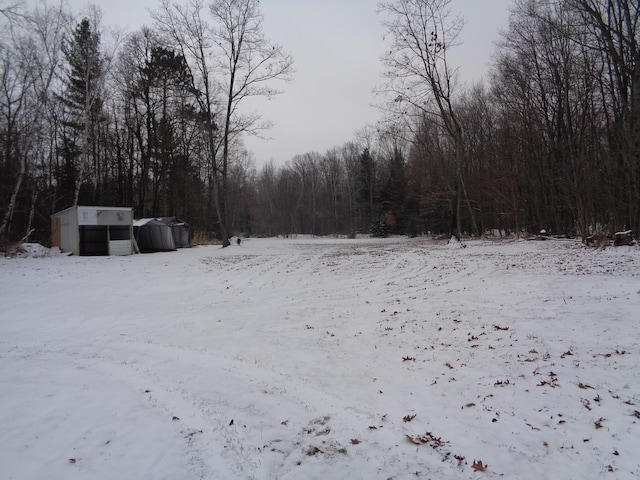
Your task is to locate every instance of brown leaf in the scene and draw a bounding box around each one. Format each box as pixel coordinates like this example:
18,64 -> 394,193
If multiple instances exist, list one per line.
68,458 -> 76,464
444,362 -> 454,369
472,459 -> 488,472
464,403 -> 476,408
403,414 -> 417,422
406,431 -> 449,447
350,438 -> 361,445
406,434 -> 427,445
578,383 -> 593,390
402,356 -> 416,362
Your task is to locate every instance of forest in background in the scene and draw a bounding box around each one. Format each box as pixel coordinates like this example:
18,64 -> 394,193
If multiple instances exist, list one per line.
1,0 -> 638,246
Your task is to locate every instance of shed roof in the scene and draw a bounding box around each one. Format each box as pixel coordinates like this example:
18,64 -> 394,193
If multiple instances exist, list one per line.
52,205 -> 133,217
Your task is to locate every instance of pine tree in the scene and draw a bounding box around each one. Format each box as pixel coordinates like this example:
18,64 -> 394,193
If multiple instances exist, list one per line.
60,18 -> 104,205
381,146 -> 406,234
141,47 -> 194,216
356,148 -> 376,231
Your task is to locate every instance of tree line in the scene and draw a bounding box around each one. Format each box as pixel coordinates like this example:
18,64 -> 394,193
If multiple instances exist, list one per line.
1,0 -> 638,247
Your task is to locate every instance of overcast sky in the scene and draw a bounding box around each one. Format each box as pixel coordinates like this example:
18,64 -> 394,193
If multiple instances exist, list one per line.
65,0 -> 513,166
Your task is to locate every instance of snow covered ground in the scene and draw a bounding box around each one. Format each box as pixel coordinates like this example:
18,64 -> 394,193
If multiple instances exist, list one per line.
1,236 -> 639,479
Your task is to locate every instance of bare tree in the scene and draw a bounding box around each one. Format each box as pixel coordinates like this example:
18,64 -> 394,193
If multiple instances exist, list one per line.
153,0 -> 293,246
0,1 -> 71,238
378,0 -> 467,239
0,31 -> 32,237
0,0 -> 23,22
566,0 -> 640,235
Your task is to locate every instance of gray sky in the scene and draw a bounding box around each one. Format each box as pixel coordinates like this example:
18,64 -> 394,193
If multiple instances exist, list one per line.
66,0 -> 513,166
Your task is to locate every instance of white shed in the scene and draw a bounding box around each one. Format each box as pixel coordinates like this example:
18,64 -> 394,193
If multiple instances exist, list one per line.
51,205 -> 134,256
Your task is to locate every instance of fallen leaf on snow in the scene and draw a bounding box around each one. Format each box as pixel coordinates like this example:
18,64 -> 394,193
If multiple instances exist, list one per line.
405,432 -> 449,447
406,434 -> 427,445
472,459 -> 488,472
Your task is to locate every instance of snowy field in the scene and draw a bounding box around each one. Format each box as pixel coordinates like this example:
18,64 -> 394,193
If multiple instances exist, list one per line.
1,236 -> 639,479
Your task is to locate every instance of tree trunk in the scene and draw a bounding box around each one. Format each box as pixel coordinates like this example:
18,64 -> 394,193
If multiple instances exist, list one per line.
0,155 -> 25,237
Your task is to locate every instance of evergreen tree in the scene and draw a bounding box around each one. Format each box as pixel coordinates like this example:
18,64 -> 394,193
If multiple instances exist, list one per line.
60,18 -> 104,206
356,147 -> 376,231
380,146 -> 406,234
142,47 -> 194,216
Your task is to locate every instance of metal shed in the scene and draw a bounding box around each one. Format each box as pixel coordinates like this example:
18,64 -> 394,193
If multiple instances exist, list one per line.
51,205 -> 134,256
133,218 -> 176,253
156,216 -> 192,248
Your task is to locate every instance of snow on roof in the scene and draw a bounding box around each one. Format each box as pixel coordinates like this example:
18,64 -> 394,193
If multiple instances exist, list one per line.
133,218 -> 155,227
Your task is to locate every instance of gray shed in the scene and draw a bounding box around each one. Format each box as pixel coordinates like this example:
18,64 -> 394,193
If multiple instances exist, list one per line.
51,205 -> 134,256
133,218 -> 177,253
156,216 -> 192,248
